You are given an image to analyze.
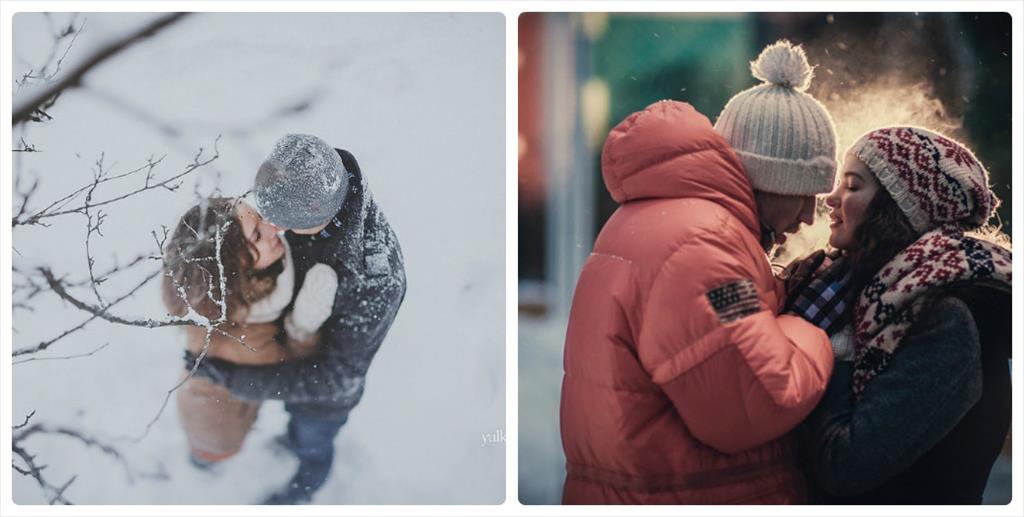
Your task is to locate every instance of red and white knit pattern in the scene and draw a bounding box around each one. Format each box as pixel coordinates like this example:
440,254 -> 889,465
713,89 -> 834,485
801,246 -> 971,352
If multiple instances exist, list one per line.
850,127 -> 997,234
852,225 -> 1012,398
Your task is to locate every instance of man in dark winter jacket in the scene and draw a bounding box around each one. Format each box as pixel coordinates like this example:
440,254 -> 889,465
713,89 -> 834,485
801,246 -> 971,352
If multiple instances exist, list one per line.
192,134 -> 406,504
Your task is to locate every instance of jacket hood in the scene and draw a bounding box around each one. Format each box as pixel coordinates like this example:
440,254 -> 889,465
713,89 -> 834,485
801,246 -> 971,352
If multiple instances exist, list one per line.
601,101 -> 759,235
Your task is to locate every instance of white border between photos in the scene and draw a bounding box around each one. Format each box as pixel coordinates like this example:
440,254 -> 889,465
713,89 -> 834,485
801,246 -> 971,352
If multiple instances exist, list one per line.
1,1 -> 1022,516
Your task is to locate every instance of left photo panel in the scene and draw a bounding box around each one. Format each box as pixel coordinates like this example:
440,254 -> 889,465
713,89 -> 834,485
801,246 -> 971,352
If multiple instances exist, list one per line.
9,12 -> 505,505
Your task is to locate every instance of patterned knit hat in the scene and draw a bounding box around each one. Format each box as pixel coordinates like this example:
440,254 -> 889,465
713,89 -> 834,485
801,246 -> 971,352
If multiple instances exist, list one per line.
847,126 -> 998,234
714,40 -> 838,195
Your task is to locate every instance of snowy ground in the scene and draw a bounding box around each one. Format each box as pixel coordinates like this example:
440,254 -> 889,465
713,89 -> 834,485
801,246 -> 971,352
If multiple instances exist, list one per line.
517,315 -> 567,505
11,12 -> 505,505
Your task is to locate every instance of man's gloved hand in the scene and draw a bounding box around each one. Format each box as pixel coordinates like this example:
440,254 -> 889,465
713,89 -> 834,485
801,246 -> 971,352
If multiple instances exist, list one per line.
779,249 -> 830,297
183,349 -> 234,386
284,263 -> 339,342
784,251 -> 853,336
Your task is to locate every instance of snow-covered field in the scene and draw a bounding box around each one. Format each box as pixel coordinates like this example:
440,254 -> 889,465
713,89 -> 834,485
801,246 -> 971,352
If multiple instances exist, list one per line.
10,12 -> 505,505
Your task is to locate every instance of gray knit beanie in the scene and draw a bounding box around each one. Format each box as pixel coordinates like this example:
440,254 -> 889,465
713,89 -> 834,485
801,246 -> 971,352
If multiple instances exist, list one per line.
714,40 -> 838,195
253,134 -> 349,230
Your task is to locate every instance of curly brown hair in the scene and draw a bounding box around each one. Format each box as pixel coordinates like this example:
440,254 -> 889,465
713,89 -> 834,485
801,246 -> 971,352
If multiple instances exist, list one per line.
844,187 -> 919,302
844,188 -> 1010,304
162,197 -> 279,323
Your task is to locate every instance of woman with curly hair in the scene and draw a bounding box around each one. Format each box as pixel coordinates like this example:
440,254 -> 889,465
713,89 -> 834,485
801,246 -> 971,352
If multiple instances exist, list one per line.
162,197 -> 337,469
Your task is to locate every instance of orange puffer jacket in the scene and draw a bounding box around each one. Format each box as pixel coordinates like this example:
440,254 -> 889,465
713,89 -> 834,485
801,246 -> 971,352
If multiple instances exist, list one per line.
560,101 -> 834,504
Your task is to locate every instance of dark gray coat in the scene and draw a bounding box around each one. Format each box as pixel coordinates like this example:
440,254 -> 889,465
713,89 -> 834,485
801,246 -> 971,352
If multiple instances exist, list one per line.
806,287 -> 1011,504
196,149 -> 406,411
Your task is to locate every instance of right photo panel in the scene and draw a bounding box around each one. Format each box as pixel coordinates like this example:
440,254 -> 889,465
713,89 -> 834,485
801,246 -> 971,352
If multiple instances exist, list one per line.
519,12 -> 1012,505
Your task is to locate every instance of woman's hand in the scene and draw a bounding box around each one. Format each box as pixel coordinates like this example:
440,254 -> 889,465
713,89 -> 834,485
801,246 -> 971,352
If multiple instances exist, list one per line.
284,263 -> 339,344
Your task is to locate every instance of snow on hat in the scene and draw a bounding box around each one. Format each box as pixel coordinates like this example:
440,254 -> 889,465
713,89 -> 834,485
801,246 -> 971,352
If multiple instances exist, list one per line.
847,126 -> 997,233
714,40 -> 838,195
254,134 -> 349,230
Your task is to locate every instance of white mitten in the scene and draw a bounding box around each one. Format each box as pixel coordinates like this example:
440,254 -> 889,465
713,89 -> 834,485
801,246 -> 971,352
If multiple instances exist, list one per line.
830,325 -> 856,362
284,263 -> 339,342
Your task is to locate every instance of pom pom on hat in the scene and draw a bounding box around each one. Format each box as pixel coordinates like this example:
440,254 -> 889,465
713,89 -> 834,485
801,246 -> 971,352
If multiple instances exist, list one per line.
714,40 -> 837,195
750,40 -> 814,92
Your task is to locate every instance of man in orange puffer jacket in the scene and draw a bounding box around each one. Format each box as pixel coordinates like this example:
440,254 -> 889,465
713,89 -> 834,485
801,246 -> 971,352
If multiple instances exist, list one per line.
560,41 -> 838,504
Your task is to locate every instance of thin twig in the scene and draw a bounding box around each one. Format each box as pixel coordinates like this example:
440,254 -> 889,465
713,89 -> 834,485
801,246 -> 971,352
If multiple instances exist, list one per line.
50,475 -> 77,505
17,423 -> 139,484
14,155 -> 165,227
14,138 -> 219,226
121,220 -> 233,443
12,444 -> 72,504
83,169 -> 108,306
13,268 -> 163,357
13,343 -> 110,366
14,13 -> 190,124
13,410 -> 36,430
40,267 -> 195,329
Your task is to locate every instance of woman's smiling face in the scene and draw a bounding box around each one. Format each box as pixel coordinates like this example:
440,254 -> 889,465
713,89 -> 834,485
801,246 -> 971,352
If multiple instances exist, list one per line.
235,200 -> 284,270
825,153 -> 881,251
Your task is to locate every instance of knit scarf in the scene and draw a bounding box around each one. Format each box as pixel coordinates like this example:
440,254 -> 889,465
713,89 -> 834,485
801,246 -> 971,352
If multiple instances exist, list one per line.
852,224 -> 1012,399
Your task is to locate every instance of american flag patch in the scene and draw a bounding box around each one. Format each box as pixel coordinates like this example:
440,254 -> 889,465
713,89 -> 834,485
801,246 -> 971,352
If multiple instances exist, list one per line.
706,279 -> 761,324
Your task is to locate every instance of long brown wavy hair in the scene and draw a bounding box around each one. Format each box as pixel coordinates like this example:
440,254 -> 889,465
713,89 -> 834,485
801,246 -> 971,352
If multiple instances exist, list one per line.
162,197 -> 279,323
845,186 -> 1011,304
844,187 -> 919,302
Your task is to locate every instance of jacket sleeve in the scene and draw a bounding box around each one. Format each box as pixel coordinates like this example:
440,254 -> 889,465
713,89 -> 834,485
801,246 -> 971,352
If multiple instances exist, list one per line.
641,230 -> 834,454
807,297 -> 983,497
217,261 -> 407,404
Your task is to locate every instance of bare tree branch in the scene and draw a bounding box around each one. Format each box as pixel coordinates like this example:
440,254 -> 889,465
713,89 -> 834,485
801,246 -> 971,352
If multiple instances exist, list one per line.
13,253 -> 155,307
14,13 -> 191,125
16,423 -> 142,484
12,268 -> 163,357
13,343 -> 110,366
15,15 -> 86,91
13,137 -> 219,227
119,218 -> 237,443
12,174 -> 40,225
14,155 -> 164,227
83,164 -> 109,306
13,411 -> 36,430
50,475 -> 78,504
40,267 -> 195,329
14,137 -> 41,152
12,444 -> 73,504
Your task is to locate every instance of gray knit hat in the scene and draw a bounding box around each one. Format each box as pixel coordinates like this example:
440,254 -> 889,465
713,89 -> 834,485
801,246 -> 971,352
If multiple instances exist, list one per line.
714,40 -> 838,195
254,134 -> 349,230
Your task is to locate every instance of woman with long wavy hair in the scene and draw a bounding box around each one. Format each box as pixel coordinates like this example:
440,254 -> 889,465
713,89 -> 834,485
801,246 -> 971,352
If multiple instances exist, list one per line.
785,127 -> 1011,503
162,197 -> 337,467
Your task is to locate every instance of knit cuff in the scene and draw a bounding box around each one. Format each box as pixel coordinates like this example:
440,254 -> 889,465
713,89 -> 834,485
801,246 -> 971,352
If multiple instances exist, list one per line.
830,325 -> 856,361
849,137 -> 930,233
734,149 -> 836,195
284,312 -> 317,343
